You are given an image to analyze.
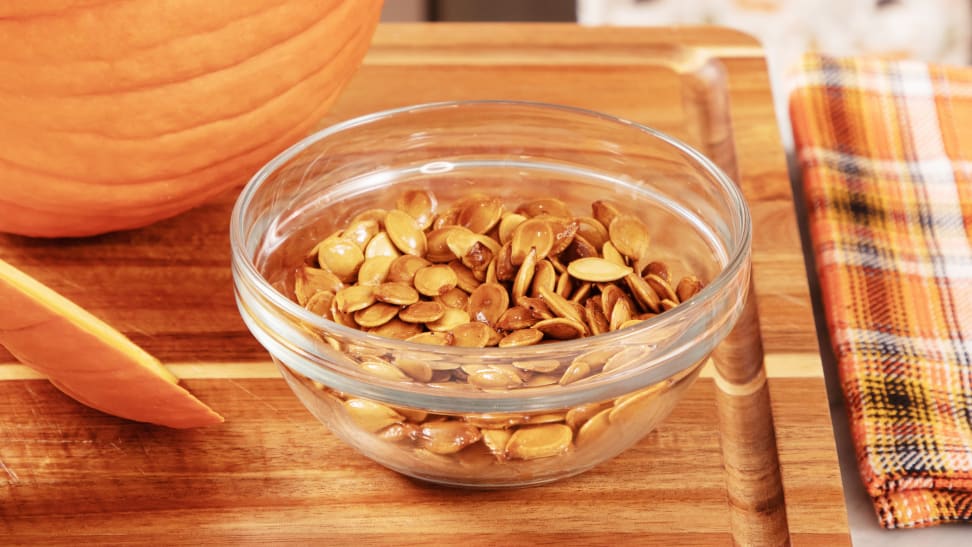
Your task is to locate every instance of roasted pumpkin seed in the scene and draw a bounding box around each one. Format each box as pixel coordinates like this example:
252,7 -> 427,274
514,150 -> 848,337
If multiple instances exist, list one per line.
396,189 -> 437,230
506,424 -> 573,460
467,283 -> 509,326
499,328 -> 544,347
414,265 -> 458,297
353,302 -> 400,328
451,321 -> 492,347
400,301 -> 446,323
374,282 -> 420,306
567,257 -> 633,282
317,238 -> 364,282
385,209 -> 428,257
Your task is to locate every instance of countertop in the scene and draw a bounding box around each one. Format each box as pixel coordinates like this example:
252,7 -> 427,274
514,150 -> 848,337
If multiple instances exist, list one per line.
1,24 -> 849,545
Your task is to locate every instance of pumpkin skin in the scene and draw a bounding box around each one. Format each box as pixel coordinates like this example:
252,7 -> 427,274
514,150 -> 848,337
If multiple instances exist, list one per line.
0,0 -> 383,237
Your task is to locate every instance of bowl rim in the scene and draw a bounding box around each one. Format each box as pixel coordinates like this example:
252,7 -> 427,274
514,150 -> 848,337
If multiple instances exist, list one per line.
230,99 -> 751,407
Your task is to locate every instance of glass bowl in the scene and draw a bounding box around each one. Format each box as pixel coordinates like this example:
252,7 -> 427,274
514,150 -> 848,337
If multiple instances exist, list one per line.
230,100 -> 751,488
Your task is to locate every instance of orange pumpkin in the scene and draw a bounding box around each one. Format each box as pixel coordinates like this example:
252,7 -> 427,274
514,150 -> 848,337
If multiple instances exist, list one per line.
0,0 -> 382,237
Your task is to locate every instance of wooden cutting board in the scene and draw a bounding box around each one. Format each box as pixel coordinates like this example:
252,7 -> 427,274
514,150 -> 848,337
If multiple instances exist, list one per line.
0,24 -> 850,545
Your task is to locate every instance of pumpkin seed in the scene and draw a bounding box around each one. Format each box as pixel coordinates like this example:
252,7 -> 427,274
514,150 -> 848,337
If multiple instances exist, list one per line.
385,209 -> 428,257
334,285 -> 376,313
304,290 -> 334,318
435,287 -> 470,310
570,281 -> 593,303
608,297 -> 633,331
482,429 -> 513,457
400,301 -> 446,323
516,295 -> 555,320
512,247 -> 537,301
364,231 -> 401,259
575,216 -> 610,250
565,401 -> 612,430
374,281 -> 420,306
405,331 -> 454,346
376,422 -> 418,443
544,216 -> 579,256
498,213 -> 527,244
660,298 -> 679,311
456,196 -> 504,234
676,275 -> 702,302
357,255 -> 395,286
609,382 -> 667,424
329,301 -> 357,328
343,218 -> 380,249
574,407 -> 614,448
317,238 -> 364,282
524,374 -> 560,387
515,197 -> 573,218
584,298 -> 610,335
537,285 -> 586,326
601,240 -> 627,267
451,321 -> 492,347
609,214 -> 651,262
619,319 -> 644,330
468,366 -> 523,389
555,271 -> 572,299
394,406 -> 430,422
425,227 -> 461,263
534,317 -> 587,340
558,360 -> 591,385
349,208 -> 388,228
467,283 -> 509,326
344,399 -> 403,433
395,358 -> 434,382
506,424 -> 573,460
396,189 -> 437,230
414,264 -> 458,297
602,346 -> 648,374
294,266 -> 344,305
387,255 -> 431,284
418,421 -> 482,455
359,359 -> 409,381
560,233 -> 599,263
369,318 -> 422,340
353,302 -> 400,328
426,307 -> 471,332
599,283 -> 625,319
642,261 -> 670,283
448,260 -> 482,293
432,206 -> 460,230
624,272 -> 661,313
645,273 -> 678,303
510,218 -> 554,265
567,257 -> 633,282
527,260 -> 555,299
495,305 -> 539,331
499,328 -> 544,348
591,200 -> 621,228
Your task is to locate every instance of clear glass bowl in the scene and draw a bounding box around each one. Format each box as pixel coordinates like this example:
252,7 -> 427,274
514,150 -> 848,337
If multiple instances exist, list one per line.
230,100 -> 751,488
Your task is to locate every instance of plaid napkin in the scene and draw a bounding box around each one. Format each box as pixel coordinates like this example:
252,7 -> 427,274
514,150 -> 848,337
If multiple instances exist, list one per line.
789,55 -> 972,529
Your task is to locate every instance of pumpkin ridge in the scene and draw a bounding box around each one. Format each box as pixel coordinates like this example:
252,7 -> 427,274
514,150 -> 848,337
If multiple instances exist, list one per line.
0,0 -> 120,20
0,18 -> 369,188
0,0 -> 346,97
0,78 -> 343,196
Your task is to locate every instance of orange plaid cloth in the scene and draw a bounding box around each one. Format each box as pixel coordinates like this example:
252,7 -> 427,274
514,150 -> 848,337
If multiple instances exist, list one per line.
790,55 -> 972,529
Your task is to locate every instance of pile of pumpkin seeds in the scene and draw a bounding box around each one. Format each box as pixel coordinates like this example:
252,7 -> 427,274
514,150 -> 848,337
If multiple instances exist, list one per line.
295,191 -> 701,365
290,190 -> 705,464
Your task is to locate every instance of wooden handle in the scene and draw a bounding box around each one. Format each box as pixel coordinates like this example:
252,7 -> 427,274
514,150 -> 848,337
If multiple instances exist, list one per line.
712,278 -> 791,546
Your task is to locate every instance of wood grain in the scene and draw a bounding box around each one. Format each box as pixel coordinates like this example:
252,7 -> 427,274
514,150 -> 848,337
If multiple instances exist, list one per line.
0,24 -> 849,545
